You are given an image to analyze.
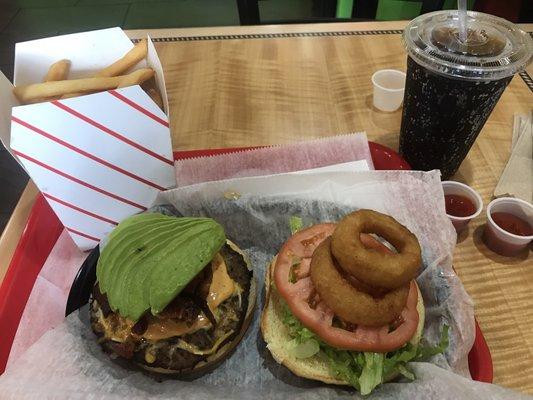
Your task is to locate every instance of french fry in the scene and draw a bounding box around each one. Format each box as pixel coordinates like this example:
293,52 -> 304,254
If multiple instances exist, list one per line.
62,39 -> 149,99
30,59 -> 72,103
117,67 -> 154,88
43,59 -> 71,82
13,68 -> 154,104
61,65 -> 151,100
59,91 -> 90,99
96,39 -> 148,78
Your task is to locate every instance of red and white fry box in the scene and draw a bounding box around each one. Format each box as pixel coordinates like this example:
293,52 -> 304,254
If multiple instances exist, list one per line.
0,28 -> 176,251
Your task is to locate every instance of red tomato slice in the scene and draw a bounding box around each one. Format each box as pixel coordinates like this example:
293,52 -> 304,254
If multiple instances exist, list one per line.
274,224 -> 419,352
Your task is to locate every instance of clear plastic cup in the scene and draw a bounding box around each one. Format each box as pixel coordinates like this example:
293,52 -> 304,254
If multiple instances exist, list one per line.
399,11 -> 533,179
442,181 -> 483,232
371,69 -> 406,112
483,197 -> 533,256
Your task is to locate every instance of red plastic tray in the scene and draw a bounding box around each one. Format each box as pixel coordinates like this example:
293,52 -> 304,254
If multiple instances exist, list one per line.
0,142 -> 493,383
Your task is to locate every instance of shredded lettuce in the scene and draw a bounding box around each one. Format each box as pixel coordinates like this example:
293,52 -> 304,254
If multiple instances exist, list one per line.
289,338 -> 320,359
281,302 -> 449,395
289,216 -> 304,234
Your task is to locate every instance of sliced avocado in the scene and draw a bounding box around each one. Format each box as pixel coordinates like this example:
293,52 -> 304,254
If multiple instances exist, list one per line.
96,213 -> 226,321
97,213 -> 170,295
148,222 -> 224,315
112,221 -> 186,315
100,217 -> 176,310
118,220 -> 202,319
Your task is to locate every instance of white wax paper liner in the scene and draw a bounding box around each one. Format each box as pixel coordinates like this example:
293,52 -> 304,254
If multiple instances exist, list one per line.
6,230 -> 86,368
173,132 -> 374,186
0,315 -> 526,399
2,169 -> 525,399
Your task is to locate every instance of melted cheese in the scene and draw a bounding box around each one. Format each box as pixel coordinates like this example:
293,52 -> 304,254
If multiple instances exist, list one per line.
96,303 -> 211,342
143,314 -> 211,341
176,330 -> 234,355
94,302 -> 134,343
95,252 -> 244,344
207,253 -> 235,313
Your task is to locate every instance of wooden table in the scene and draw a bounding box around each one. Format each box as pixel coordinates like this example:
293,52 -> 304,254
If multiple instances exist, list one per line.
1,20 -> 532,393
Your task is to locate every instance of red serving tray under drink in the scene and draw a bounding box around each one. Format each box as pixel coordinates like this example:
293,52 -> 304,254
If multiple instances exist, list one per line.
0,143 -> 493,383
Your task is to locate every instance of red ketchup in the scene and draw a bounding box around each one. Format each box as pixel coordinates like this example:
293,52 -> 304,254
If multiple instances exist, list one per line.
445,194 -> 476,217
491,212 -> 532,237
483,212 -> 533,256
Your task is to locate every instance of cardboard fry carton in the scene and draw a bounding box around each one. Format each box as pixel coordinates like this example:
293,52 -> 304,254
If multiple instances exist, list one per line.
0,28 -> 175,250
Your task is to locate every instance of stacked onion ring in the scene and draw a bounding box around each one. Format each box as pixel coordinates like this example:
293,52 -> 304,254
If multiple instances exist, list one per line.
310,210 -> 422,328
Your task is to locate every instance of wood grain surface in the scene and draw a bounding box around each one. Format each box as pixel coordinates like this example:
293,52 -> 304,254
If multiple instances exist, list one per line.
1,21 -> 532,393
0,182 -> 38,284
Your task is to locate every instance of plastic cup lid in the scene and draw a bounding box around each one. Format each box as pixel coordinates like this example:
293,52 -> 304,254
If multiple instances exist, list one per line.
403,10 -> 533,81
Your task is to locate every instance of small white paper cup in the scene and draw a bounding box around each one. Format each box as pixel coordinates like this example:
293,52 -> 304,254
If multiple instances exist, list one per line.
441,181 -> 483,232
371,69 -> 406,112
483,197 -> 533,256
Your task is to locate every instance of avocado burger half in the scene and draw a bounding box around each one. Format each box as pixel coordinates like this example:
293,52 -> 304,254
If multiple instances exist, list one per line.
90,212 -> 256,376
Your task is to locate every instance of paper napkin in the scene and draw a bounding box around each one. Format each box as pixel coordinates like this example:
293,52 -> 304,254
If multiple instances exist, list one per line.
494,112 -> 532,202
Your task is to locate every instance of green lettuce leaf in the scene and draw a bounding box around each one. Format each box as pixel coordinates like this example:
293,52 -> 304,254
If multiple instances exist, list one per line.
289,338 -> 320,359
415,325 -> 450,360
281,301 -> 449,395
359,352 -> 385,395
289,216 -> 304,234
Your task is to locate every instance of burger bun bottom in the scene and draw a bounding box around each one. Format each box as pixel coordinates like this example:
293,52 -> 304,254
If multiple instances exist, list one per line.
260,257 -> 425,386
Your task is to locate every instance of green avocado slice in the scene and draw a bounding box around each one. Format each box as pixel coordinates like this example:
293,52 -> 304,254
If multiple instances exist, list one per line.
97,213 -> 169,295
147,222 -> 224,315
99,216 -> 176,310
107,217 -> 191,313
96,213 -> 226,321
111,221 -> 184,315
118,220 -> 202,319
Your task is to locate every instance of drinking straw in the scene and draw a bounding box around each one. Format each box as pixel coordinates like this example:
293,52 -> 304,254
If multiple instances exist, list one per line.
458,0 -> 468,43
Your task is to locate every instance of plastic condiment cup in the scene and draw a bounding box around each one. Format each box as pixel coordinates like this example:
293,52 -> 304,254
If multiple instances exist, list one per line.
483,197 -> 533,256
371,69 -> 406,112
441,181 -> 483,232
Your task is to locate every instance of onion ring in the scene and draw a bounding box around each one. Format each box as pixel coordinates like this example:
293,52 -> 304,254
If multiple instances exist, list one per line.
310,238 -> 409,326
331,210 -> 421,289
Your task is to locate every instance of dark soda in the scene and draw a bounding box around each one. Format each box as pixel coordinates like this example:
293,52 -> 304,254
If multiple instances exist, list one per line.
399,56 -> 512,179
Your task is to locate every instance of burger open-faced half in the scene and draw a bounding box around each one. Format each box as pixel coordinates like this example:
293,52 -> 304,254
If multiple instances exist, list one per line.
90,212 -> 256,377
261,210 -> 448,395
